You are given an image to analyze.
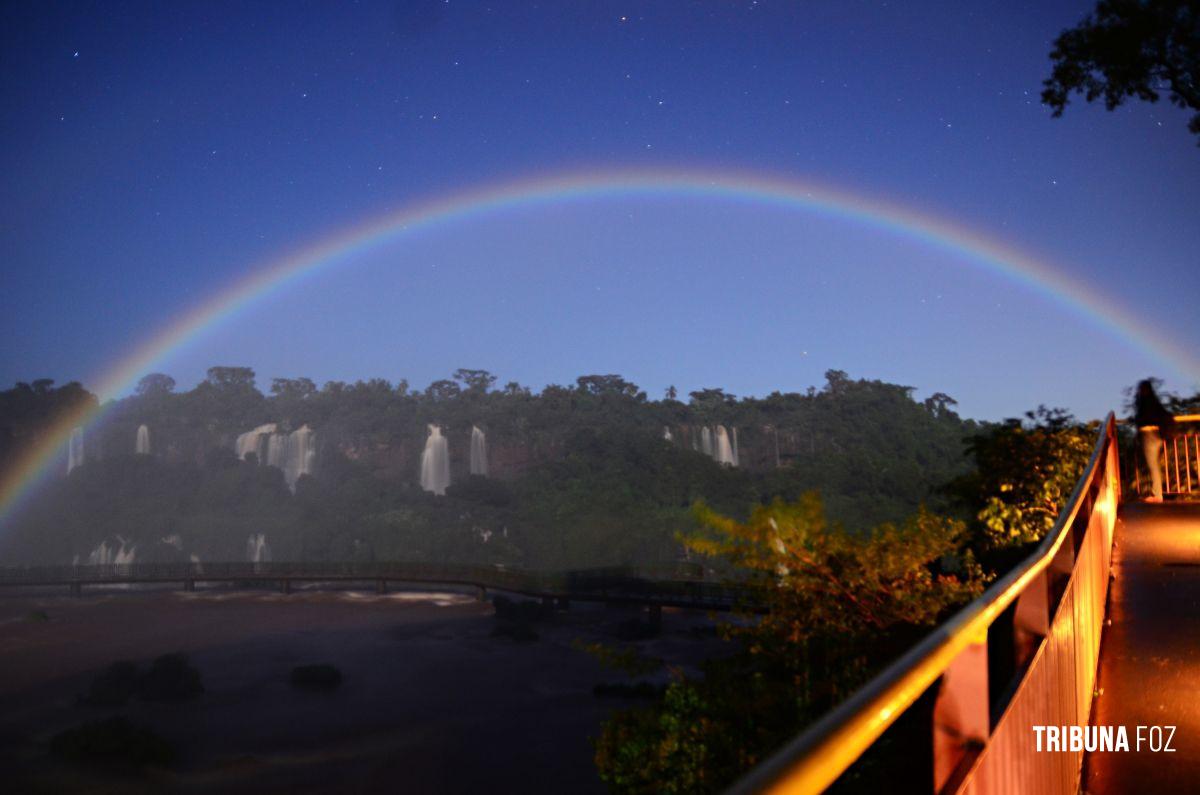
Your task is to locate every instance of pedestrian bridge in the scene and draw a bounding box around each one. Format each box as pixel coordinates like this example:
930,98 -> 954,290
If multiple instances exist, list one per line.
732,413 -> 1200,794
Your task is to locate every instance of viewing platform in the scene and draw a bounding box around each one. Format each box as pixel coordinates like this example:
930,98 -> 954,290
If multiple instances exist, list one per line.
1085,502 -> 1200,793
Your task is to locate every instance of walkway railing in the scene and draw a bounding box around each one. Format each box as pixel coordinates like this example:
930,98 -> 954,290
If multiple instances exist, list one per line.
731,413 -> 1121,795
1126,414 -> 1200,499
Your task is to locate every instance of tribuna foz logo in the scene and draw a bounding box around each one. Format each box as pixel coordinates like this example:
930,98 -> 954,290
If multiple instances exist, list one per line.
1033,725 -> 1176,753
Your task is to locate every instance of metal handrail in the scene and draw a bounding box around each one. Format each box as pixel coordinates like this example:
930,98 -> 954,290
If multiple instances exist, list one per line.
1124,414 -> 1199,498
729,413 -> 1120,794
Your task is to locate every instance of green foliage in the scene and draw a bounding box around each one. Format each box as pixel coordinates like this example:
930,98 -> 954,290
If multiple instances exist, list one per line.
1043,0 -> 1200,142
595,495 -> 987,792
575,640 -> 663,678
952,407 -> 1096,547
1,369 -> 977,570
0,379 -> 95,469
687,496 -> 985,661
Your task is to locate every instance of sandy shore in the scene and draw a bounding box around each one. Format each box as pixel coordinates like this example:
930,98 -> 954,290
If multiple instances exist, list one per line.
0,586 -> 726,794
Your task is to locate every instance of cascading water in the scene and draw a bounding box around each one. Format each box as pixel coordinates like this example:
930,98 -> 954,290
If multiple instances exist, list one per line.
136,424 -> 151,455
700,426 -> 714,458
284,425 -> 316,489
246,533 -> 271,563
236,423 -> 278,463
714,425 -> 736,466
68,427 -> 84,474
234,423 -> 315,491
420,424 -> 451,495
469,425 -> 488,477
663,426 -> 673,441
87,536 -> 136,565
266,434 -> 287,469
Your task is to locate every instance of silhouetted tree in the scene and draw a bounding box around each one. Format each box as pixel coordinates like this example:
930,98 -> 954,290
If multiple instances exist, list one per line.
270,377 -> 317,400
425,379 -> 461,401
576,374 -> 641,397
924,392 -> 959,419
452,368 -> 497,394
205,367 -> 256,391
135,373 -> 176,397
1043,0 -> 1200,143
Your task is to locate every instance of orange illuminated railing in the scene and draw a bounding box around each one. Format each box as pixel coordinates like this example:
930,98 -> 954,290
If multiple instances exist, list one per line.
1126,414 -> 1200,499
730,414 -> 1121,795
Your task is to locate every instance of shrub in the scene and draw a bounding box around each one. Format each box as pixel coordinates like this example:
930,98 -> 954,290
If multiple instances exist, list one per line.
138,653 -> 204,702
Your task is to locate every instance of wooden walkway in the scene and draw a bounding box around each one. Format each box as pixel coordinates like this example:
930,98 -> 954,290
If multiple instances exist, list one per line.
1084,502 -> 1200,793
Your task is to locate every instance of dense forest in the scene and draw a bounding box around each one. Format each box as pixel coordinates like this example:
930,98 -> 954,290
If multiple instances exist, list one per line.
0,369 -> 978,568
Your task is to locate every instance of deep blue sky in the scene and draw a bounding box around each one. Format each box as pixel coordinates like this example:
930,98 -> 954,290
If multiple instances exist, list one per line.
2,0 -> 1197,420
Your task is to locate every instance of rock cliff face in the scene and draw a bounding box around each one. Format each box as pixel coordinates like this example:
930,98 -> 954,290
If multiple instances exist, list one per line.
93,418 -> 808,488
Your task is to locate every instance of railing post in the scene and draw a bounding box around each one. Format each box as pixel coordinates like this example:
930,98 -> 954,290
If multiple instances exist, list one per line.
932,628 -> 989,793
1013,570 -> 1050,670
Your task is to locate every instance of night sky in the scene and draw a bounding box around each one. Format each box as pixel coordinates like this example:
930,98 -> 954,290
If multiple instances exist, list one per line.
2,0 -> 1197,420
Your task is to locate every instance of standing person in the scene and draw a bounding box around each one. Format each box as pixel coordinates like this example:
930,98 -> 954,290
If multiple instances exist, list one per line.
1133,379 -> 1175,502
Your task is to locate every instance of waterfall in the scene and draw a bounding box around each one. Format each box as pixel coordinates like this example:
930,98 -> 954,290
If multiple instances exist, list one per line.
266,433 -> 287,469
283,425 -> 316,489
136,424 -> 151,455
68,427 -> 84,474
420,424 -> 451,495
663,426 -> 673,441
236,423 -> 278,463
470,425 -> 488,477
87,536 -> 136,565
234,423 -> 315,491
246,533 -> 271,563
700,426 -> 714,457
714,425 -> 736,466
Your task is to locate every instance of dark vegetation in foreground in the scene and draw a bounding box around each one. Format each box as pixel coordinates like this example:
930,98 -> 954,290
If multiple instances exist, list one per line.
589,387 -> 1199,793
